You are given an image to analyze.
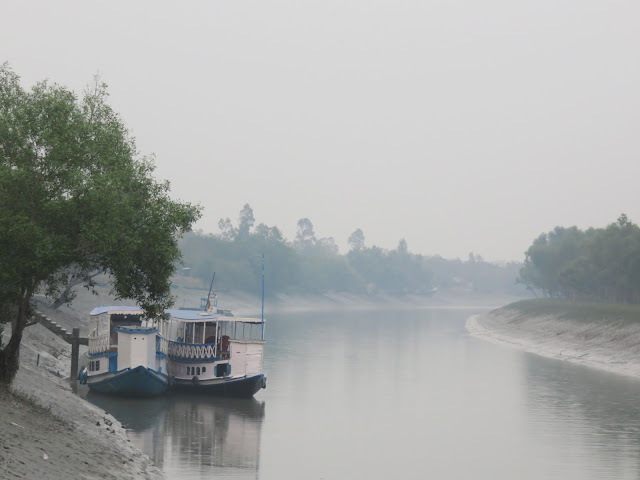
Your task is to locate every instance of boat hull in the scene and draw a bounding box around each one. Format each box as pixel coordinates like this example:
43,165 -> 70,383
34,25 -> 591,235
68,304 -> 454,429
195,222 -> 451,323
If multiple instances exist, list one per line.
87,366 -> 168,397
170,374 -> 266,398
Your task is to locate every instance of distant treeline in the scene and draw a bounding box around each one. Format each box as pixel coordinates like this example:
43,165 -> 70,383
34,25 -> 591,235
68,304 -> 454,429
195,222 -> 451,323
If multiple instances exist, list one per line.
179,205 -> 526,297
518,214 -> 640,304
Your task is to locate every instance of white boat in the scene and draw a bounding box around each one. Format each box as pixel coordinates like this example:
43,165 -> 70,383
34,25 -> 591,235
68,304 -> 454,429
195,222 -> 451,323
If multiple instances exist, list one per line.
157,299 -> 266,397
80,306 -> 169,396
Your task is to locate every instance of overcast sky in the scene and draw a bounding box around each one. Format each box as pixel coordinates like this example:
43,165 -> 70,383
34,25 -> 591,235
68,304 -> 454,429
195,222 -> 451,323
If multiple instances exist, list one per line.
2,1 -> 639,261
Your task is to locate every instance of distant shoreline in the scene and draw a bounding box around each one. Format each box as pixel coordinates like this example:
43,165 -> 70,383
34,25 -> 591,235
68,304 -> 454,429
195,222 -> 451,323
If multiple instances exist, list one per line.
35,274 -> 525,335
466,300 -> 640,379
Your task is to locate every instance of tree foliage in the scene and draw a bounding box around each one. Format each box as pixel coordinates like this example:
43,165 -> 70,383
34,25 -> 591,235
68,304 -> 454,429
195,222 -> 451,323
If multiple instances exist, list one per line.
348,228 -> 365,251
180,206 -> 526,299
294,218 -> 316,250
237,203 -> 255,241
0,65 -> 201,384
518,215 -> 640,303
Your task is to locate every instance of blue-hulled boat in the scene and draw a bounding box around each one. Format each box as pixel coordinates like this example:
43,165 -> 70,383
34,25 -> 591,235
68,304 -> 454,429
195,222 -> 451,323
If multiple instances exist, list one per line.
80,306 -> 169,397
81,289 -> 267,398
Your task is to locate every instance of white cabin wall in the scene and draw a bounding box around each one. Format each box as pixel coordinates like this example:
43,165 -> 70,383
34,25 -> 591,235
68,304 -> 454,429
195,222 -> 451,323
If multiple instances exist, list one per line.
229,341 -> 264,377
130,335 -> 149,367
245,343 -> 264,376
172,360 -> 215,380
146,334 -> 156,367
229,341 -> 247,376
88,356 -> 108,376
118,333 -> 132,369
118,332 -> 156,369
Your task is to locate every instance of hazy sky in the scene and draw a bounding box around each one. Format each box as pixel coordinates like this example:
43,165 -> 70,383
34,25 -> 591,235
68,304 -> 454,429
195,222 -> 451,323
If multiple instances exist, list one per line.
2,1 -> 639,261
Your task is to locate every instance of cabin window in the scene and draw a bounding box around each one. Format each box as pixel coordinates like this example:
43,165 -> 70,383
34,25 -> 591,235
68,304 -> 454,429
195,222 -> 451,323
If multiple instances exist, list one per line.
186,367 -> 190,375
89,361 -> 93,371
197,367 -> 200,375
215,363 -> 230,377
176,322 -> 184,343
95,360 -> 100,371
202,367 -> 206,373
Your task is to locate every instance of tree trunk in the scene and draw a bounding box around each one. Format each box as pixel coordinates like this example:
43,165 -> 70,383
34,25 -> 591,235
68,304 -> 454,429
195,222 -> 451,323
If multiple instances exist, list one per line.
0,288 -> 32,387
52,282 -> 76,309
52,270 -> 102,309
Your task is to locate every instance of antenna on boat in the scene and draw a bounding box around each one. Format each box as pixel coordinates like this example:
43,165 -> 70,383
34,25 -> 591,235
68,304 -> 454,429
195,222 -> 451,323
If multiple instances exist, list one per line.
261,254 -> 265,340
205,272 -> 216,311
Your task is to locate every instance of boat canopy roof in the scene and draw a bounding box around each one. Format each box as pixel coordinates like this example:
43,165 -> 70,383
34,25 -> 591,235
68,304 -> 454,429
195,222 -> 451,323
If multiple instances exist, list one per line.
165,309 -> 264,324
89,306 -> 146,316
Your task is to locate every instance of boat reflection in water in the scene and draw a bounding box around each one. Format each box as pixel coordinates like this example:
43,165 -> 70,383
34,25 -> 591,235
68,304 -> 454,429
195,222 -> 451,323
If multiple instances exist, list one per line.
86,390 -> 265,479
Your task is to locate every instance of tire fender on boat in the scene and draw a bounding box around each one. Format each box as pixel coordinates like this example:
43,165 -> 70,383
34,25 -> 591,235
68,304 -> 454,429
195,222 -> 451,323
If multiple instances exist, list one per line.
191,376 -> 199,385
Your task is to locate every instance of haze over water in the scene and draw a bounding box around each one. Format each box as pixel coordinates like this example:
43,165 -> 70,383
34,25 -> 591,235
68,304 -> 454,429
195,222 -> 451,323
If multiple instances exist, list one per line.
87,308 -> 640,479
3,1 -> 639,261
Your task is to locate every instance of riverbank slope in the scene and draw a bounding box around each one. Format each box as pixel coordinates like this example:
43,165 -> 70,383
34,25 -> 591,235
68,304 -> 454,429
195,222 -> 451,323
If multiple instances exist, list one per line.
467,300 -> 640,378
0,322 -> 163,479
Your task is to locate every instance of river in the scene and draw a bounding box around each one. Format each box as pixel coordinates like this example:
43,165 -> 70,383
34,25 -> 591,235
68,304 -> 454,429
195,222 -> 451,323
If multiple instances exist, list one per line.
84,308 -> 640,479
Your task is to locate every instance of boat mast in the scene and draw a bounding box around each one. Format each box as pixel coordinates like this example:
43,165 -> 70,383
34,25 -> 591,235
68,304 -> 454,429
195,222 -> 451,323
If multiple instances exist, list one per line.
205,272 -> 216,311
261,254 -> 265,340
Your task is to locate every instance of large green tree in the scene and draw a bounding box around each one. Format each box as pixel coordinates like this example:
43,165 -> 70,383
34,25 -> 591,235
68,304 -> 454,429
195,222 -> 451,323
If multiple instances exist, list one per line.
517,215 -> 640,303
0,65 -> 201,385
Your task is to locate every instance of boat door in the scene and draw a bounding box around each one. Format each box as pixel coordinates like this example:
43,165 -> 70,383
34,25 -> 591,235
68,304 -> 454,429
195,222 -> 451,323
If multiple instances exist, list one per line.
109,355 -> 117,372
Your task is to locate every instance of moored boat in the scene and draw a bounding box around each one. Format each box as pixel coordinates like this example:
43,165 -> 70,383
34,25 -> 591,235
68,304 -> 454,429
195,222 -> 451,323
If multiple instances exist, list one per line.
158,302 -> 266,398
80,306 -> 169,397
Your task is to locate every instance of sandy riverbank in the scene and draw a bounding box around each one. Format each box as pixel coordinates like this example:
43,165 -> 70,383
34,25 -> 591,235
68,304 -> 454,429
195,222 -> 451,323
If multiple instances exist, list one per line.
0,322 -> 163,479
466,304 -> 640,379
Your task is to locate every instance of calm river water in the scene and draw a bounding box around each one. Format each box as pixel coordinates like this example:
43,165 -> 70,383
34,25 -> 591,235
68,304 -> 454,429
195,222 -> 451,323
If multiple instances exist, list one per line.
85,308 -> 640,479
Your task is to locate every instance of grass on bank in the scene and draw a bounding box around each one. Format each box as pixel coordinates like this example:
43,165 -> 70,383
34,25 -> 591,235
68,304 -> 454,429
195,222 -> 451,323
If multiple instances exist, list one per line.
498,299 -> 640,325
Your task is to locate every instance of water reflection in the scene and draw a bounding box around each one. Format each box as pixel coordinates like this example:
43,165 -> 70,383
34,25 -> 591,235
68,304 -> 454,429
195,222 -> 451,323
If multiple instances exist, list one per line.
86,391 -> 265,479
521,354 -> 640,479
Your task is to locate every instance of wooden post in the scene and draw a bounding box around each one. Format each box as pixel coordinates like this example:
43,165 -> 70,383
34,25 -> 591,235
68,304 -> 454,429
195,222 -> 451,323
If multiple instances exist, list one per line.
70,327 -> 80,394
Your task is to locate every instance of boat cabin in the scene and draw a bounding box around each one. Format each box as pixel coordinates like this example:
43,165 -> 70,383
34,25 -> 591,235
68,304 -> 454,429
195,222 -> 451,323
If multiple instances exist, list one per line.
159,309 -> 265,384
87,306 -> 165,375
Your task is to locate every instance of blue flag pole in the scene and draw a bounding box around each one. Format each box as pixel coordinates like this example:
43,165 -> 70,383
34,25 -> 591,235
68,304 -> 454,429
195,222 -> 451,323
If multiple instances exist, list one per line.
261,254 -> 265,340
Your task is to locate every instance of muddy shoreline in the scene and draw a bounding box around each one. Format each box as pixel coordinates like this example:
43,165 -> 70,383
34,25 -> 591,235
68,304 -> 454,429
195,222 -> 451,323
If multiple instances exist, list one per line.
466,307 -> 640,379
0,320 -> 163,479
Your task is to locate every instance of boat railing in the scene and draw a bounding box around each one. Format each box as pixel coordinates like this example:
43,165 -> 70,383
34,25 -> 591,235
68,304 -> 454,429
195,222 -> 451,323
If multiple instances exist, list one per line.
158,337 -> 216,360
158,336 -> 168,355
88,334 -> 110,355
